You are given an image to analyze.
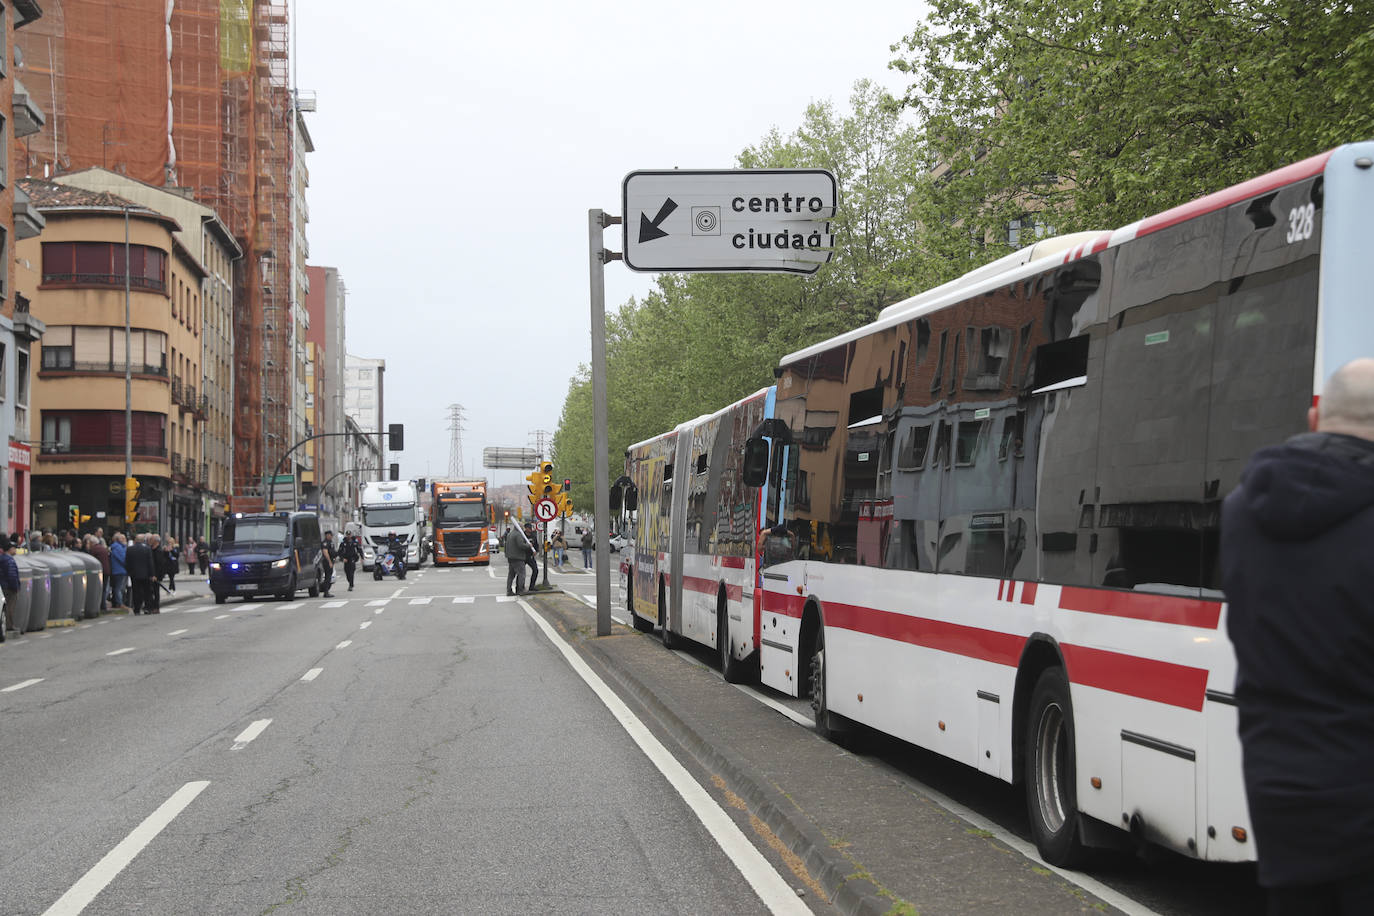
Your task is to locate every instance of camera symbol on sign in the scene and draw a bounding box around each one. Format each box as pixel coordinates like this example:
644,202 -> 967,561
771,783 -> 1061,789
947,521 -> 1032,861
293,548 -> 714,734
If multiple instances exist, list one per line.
691,206 -> 721,236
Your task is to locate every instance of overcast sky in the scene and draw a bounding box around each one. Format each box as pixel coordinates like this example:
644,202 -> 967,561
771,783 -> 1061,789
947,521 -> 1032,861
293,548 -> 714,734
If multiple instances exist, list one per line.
296,0 -> 927,488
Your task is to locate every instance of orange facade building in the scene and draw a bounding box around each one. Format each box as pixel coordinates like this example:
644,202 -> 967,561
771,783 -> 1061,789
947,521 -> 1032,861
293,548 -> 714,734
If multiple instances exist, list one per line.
16,1 -> 304,511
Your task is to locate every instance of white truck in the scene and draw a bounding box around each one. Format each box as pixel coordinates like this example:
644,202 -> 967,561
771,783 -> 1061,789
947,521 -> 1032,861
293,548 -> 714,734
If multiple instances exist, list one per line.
358,479 -> 423,570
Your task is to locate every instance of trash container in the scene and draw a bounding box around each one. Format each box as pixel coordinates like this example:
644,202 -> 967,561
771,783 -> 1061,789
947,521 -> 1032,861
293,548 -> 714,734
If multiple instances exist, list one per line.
9,554 -> 38,634
33,554 -> 76,623
23,554 -> 57,631
72,551 -> 103,619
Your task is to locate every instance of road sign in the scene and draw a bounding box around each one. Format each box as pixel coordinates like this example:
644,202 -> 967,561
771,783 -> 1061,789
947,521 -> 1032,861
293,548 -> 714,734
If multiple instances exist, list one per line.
483,447 -> 540,470
622,169 -> 837,274
534,498 -> 558,523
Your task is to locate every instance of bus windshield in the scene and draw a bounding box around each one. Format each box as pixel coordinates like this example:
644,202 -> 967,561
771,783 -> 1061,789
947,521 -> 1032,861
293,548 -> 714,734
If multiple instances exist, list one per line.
362,505 -> 415,528
438,501 -> 486,525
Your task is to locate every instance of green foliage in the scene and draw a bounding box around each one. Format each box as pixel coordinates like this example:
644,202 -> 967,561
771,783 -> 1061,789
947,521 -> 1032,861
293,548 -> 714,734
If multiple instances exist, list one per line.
891,0 -> 1374,280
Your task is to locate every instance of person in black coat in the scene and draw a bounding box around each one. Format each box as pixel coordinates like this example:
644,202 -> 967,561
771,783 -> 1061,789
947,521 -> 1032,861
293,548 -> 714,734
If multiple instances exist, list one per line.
124,534 -> 156,615
1222,357 -> 1374,912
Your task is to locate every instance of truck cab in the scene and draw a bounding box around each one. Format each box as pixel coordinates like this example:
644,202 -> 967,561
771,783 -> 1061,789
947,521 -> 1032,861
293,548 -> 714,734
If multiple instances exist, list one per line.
359,480 -> 422,570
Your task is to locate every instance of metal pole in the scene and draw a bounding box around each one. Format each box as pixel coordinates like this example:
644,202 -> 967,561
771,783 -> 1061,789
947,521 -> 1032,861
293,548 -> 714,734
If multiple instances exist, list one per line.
589,209 -> 618,636
124,206 -> 133,481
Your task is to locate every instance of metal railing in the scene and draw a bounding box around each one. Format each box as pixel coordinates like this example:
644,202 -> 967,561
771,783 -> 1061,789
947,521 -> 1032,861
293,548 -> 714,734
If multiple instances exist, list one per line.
41,272 -> 166,293
40,359 -> 168,377
40,443 -> 167,458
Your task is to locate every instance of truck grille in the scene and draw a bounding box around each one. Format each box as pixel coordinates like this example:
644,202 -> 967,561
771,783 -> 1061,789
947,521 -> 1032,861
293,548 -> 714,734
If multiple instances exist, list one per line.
442,531 -> 481,557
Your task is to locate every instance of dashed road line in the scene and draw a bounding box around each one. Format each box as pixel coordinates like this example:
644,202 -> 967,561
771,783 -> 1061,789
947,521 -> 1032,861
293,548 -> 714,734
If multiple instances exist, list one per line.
3,678 -> 43,692
167,629 -> 189,636
359,621 -> 372,630
105,647 -> 135,656
321,600 -> 348,608
214,614 -> 230,620
366,599 -> 389,607
41,781 -> 210,916
230,719 -> 271,751
408,597 -> 431,605
335,640 -> 352,649
300,668 -> 323,682
452,596 -> 474,604
279,602 -> 303,609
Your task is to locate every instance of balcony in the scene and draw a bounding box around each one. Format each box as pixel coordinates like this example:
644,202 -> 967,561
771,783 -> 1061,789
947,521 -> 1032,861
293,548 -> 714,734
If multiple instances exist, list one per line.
13,185 -> 45,240
41,273 -> 166,294
40,443 -> 167,460
12,77 -> 45,139
39,359 -> 167,378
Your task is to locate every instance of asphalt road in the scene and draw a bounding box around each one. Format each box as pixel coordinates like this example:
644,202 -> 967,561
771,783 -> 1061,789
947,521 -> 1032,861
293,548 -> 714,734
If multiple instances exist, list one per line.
0,563 -> 798,915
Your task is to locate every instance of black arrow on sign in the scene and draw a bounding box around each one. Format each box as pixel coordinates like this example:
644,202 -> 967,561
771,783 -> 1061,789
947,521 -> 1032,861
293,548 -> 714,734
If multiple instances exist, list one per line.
638,198 -> 678,243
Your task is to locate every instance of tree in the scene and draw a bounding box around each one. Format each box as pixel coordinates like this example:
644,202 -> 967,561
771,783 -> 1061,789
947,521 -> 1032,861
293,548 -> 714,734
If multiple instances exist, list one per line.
891,0 -> 1374,280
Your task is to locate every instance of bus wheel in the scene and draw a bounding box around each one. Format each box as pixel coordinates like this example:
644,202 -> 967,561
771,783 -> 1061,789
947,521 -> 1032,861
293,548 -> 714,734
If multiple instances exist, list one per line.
659,582 -> 680,649
1025,667 -> 1089,867
630,582 -> 653,633
719,602 -> 746,683
809,627 -> 846,741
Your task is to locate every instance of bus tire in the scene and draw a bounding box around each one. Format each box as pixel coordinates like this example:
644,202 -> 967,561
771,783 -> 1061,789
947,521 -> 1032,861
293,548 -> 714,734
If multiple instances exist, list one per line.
659,581 -> 680,649
719,601 -> 746,683
1024,667 -> 1090,867
809,626 -> 847,741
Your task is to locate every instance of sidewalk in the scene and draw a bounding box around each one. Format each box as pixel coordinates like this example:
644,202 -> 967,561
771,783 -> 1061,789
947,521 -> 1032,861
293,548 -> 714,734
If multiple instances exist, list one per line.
530,589 -> 1120,916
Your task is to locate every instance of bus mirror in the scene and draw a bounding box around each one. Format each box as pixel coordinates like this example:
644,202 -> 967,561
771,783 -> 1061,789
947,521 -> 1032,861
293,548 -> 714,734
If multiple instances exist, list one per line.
742,438 -> 770,487
626,485 -> 638,512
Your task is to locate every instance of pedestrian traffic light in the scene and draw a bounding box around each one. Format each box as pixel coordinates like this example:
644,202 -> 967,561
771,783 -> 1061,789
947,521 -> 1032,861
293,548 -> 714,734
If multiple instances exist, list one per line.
388,423 -> 405,451
124,477 -> 141,525
69,505 -> 80,527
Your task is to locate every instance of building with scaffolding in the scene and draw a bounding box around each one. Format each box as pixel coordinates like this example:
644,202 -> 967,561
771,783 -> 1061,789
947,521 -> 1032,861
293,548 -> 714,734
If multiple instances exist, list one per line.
15,1 -> 313,514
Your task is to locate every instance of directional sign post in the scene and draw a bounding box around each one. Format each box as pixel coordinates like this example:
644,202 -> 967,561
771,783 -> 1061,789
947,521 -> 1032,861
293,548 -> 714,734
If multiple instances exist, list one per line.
622,169 -> 836,274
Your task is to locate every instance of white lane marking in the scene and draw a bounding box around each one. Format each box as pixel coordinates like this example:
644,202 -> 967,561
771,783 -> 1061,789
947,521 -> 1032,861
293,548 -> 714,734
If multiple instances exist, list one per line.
565,589 -> 629,627
95,620 -> 110,625
486,566 -> 496,579
335,640 -> 352,649
78,624 -> 93,630
373,608 -> 385,615
452,596 -> 474,604
496,596 -> 516,603
3,678 -> 44,692
734,684 -> 813,728
408,597 -> 431,605
387,588 -> 404,599
183,607 -> 209,614
300,668 -> 323,682
214,614 -> 230,620
366,599 -> 388,607
519,601 -> 808,916
41,780 -> 210,916
359,621 -> 372,630
279,602 -> 303,609
38,633 -> 53,639
167,629 -> 189,637
231,719 -> 272,750
321,600 -> 347,608
105,647 -> 135,657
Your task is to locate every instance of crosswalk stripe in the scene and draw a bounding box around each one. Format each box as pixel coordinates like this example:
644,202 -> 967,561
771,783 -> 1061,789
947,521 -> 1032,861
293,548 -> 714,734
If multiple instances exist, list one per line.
408,597 -> 431,605
366,599 -> 388,607
452,596 -> 474,604
279,602 -> 303,609
321,600 -> 347,608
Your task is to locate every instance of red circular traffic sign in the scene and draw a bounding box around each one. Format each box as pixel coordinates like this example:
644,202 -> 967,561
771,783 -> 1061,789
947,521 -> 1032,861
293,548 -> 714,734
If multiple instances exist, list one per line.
535,498 -> 558,523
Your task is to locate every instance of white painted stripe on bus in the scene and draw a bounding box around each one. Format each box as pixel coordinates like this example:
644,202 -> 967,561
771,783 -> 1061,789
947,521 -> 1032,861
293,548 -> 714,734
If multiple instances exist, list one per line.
41,781 -> 210,916
519,601 -> 809,916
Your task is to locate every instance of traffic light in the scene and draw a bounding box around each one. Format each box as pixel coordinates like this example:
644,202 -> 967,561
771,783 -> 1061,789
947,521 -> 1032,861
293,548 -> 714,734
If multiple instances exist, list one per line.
69,505 -> 80,528
527,462 -> 555,506
388,423 -> 405,451
124,477 -> 141,525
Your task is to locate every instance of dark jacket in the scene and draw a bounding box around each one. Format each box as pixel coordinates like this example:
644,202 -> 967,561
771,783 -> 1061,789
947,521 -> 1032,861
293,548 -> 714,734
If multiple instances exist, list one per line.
1222,431 -> 1374,887
89,542 -> 111,578
124,541 -> 156,579
503,526 -> 528,560
0,551 -> 19,592
339,537 -> 360,563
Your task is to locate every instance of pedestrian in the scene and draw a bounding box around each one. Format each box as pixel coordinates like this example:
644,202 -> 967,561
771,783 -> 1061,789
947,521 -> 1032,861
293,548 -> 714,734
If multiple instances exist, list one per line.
339,532 -> 360,590
523,523 -> 540,589
0,534 -> 18,641
580,528 -> 593,568
85,534 -> 111,612
186,536 -> 199,576
162,535 -> 179,592
1221,357 -> 1374,913
504,524 -> 529,596
196,535 -> 210,575
550,529 -> 566,568
320,531 -> 337,598
125,533 -> 155,614
110,532 -> 129,609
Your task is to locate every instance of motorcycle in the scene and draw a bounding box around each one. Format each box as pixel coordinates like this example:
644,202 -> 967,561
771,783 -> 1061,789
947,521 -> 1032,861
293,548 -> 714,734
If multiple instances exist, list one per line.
373,547 -> 408,580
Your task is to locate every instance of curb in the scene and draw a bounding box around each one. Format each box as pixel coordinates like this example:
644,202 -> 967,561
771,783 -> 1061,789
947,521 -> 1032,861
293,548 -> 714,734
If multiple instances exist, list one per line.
534,593 -> 895,916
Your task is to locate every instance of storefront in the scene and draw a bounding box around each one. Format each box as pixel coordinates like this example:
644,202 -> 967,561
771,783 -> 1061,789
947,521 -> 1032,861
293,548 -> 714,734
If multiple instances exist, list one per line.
8,441 -> 30,536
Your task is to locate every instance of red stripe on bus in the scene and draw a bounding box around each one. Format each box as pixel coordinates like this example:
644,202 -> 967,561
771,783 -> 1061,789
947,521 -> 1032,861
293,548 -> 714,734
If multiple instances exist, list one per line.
1020,582 -> 1038,605
824,602 -> 1025,667
684,574 -> 742,602
1061,643 -> 1209,711
1058,586 -> 1221,629
762,589 -> 804,617
997,580 -> 1005,601
718,556 -> 747,569
1136,150 -> 1332,239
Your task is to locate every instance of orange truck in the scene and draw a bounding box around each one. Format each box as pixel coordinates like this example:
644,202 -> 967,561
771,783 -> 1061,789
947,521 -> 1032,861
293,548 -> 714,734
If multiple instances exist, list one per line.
429,479 -> 490,566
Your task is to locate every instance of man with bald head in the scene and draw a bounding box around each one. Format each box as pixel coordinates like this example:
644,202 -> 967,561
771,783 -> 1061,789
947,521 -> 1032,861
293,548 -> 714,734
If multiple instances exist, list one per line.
1222,357 -> 1374,913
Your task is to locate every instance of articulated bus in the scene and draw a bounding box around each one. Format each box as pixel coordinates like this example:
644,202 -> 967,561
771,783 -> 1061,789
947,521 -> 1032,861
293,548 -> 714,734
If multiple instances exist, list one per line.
616,142 -> 1374,867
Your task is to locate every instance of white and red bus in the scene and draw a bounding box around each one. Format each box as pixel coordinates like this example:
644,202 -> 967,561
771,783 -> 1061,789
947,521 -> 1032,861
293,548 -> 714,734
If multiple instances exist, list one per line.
620,388 -> 772,682
620,143 -> 1374,867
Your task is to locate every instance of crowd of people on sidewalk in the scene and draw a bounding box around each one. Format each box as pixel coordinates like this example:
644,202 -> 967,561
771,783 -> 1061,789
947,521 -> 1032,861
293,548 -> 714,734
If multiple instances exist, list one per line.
1,527 -> 215,638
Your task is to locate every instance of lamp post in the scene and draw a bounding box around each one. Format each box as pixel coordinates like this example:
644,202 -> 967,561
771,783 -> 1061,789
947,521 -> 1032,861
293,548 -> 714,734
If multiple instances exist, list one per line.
123,205 -> 132,480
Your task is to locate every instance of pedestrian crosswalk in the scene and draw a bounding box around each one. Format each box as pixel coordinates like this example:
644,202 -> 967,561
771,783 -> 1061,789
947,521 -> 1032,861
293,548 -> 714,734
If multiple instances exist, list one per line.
168,593 -> 533,613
